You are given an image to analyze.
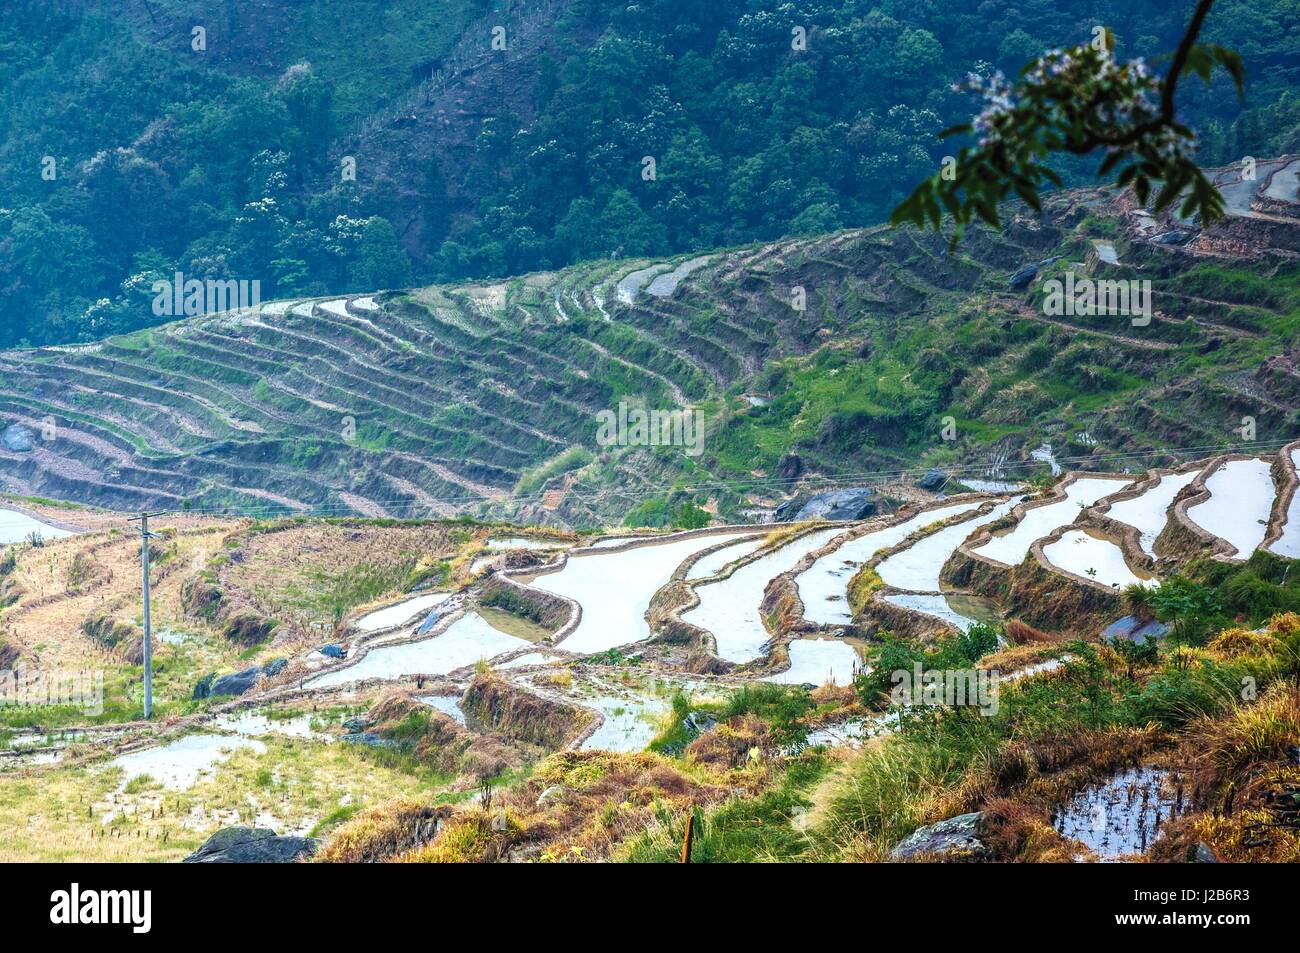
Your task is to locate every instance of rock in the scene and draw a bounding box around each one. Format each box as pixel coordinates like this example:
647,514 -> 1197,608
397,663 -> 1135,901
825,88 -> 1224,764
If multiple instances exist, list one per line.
341,717 -> 367,733
1,424 -> 34,452
536,785 -> 564,807
261,658 -> 287,677
210,667 -> 259,697
319,643 -> 346,659
1153,229 -> 1194,245
1189,842 -> 1219,863
192,672 -> 217,701
684,711 -> 718,735
183,827 -> 318,864
1101,615 -> 1170,645
1008,255 -> 1063,290
890,812 -> 992,861
774,495 -> 808,522
780,487 -> 875,522
917,468 -> 947,491
341,731 -> 396,749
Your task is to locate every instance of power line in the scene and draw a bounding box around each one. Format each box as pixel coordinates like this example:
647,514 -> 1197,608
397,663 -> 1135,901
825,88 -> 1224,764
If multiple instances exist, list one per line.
1,435 -> 1288,527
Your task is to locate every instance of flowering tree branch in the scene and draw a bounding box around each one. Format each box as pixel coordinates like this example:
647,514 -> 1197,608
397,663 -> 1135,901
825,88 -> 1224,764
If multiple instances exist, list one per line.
891,0 -> 1243,238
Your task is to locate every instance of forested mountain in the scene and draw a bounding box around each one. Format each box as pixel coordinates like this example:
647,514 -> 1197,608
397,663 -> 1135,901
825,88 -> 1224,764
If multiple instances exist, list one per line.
2,0 -> 1297,347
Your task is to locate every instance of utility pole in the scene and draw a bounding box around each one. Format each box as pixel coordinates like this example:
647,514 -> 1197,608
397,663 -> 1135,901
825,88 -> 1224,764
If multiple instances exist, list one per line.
129,512 -> 163,719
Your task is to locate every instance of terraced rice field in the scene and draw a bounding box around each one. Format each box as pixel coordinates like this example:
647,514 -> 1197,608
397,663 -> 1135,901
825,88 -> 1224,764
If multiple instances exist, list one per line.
532,530 -> 757,654
351,593 -> 453,632
874,499 -> 1021,631
0,508 -> 73,545
882,592 -> 994,633
1270,450 -> 1300,557
797,502 -> 982,625
1052,766 -> 1184,860
108,734 -> 267,792
1103,470 -> 1199,556
971,478 -> 1132,567
765,639 -> 860,686
685,534 -> 768,580
878,499 -> 1021,590
684,527 -> 849,663
5,174 -> 1300,531
1042,528 -> 1152,589
1186,458 -> 1276,557
305,612 -> 528,689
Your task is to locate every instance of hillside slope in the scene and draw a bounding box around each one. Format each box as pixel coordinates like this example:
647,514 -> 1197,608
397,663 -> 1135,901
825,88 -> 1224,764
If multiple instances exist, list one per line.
2,160 -> 1299,526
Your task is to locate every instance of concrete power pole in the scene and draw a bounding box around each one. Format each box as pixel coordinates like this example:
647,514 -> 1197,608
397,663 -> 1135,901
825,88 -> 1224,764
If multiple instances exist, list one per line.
129,512 -> 161,718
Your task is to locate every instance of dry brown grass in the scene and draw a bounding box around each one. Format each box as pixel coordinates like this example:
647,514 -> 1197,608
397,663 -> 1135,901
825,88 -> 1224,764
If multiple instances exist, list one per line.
1146,682 -> 1300,863
1268,611 -> 1300,637
213,520 -> 479,638
979,797 -> 1081,862
929,725 -> 1165,824
1183,681 -> 1300,806
460,674 -> 590,750
315,797 -> 453,863
685,714 -> 772,770
1004,618 -> 1062,645
976,641 -> 1066,673
1208,627 -> 1282,659
1,522 -> 237,674
366,688 -> 530,779
387,749 -> 735,863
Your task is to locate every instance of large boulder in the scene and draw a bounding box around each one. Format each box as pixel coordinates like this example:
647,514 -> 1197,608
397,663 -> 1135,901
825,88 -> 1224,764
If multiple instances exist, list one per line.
183,827 -> 318,864
210,667 -> 259,697
917,468 -> 947,491
683,711 -> 718,735
192,673 -> 217,700
261,658 -> 288,677
341,731 -> 397,749
1008,255 -> 1063,290
890,812 -> 992,861
1101,615 -> 1170,645
1,424 -> 34,453
777,488 -> 875,522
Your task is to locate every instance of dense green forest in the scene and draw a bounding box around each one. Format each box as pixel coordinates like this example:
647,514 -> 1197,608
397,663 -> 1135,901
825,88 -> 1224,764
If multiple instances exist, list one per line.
1,0 -> 1297,348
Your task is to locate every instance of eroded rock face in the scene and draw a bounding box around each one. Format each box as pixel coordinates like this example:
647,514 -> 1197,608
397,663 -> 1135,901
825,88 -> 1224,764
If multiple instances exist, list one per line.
183,827 -> 318,864
890,812 -> 992,861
